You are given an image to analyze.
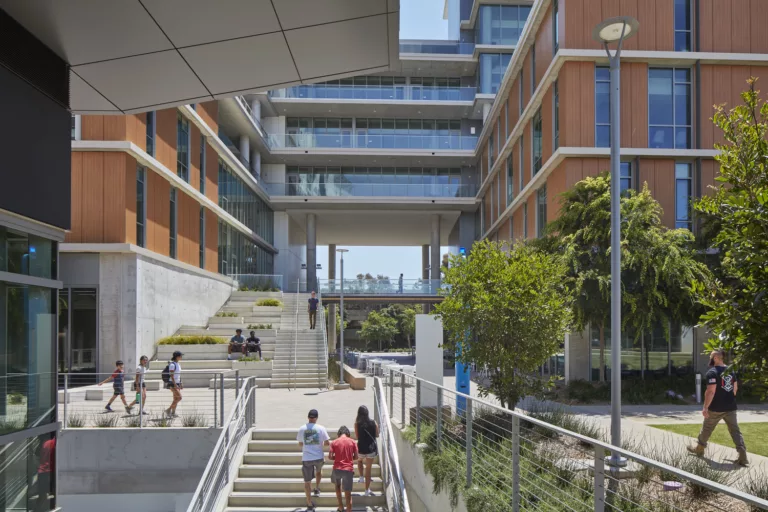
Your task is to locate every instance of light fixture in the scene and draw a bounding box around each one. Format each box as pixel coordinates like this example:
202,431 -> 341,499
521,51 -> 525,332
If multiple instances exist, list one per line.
592,16 -> 639,44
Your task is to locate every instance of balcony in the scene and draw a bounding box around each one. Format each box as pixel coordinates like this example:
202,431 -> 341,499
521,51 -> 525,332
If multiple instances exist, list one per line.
268,133 -> 478,152
265,181 -> 476,198
318,279 -> 444,298
399,41 -> 475,55
269,84 -> 476,102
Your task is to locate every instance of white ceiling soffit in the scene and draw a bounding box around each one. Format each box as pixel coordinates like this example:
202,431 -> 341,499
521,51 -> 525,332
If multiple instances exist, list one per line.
0,0 -> 400,114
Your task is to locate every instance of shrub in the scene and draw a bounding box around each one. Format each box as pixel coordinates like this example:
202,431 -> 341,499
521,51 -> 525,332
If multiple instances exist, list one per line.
0,419 -> 24,435
8,393 -> 23,405
328,356 -> 340,383
215,312 -> 238,318
124,415 -> 142,427
157,335 -> 227,345
181,410 -> 208,427
239,356 -> 270,362
153,413 -> 172,427
246,323 -> 273,330
67,413 -> 86,428
94,414 -> 120,428
744,471 -> 768,512
255,298 -> 282,307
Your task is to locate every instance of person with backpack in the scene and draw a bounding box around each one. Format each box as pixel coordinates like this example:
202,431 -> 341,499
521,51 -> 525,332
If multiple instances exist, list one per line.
354,405 -> 379,495
98,360 -> 132,413
297,409 -> 330,511
163,351 -> 183,418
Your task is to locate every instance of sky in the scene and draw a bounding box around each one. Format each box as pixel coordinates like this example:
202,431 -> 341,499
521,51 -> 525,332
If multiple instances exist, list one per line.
308,3 -> 449,282
399,0 -> 449,40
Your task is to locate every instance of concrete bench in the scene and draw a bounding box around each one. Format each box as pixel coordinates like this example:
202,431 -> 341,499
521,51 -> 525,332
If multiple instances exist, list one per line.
85,389 -> 104,400
131,381 -> 161,391
343,365 -> 367,390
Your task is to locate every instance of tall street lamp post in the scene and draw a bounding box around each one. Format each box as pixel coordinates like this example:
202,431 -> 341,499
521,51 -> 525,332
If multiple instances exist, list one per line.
592,16 -> 639,465
336,248 -> 349,376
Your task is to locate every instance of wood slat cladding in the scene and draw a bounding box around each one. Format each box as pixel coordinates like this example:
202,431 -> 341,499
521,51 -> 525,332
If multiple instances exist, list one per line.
546,161 -> 568,218
205,139 -> 219,203
197,101 -> 219,134
80,114 -> 145,145
190,123 -> 201,194
700,0 -> 768,53
497,218 -> 511,243
205,209 -> 218,273
639,159 -> 676,228
699,65 -> 768,148
535,4 -> 555,86
146,171 -> 170,257
513,208 -> 523,242
563,0 -> 673,51
125,161 -> 137,246
523,123 -> 532,187
540,87 -> 554,165
700,160 -> 719,196
526,194 -> 537,239
154,109 -> 178,172
67,152 -> 130,243
176,192 -> 200,267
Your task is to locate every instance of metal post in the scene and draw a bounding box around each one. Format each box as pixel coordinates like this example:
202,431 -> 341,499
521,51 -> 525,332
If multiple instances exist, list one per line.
465,398 -> 473,488
511,416 -> 520,512
219,373 -> 225,426
213,374 -> 218,427
338,250 -> 346,379
416,379 -> 422,442
235,370 -> 240,398
389,369 -> 394,414
594,445 -> 606,512
436,387 -> 443,451
607,42 -> 623,464
62,374 -> 68,429
401,372 -> 406,426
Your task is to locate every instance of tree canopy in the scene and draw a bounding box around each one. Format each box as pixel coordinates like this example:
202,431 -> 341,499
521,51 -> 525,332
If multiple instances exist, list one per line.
435,240 -> 572,408
359,310 -> 399,351
694,78 -> 768,383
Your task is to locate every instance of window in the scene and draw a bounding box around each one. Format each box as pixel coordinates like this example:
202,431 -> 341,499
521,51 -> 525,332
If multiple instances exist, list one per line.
497,175 -> 502,218
146,111 -> 155,157
177,113 -> 190,181
504,102 -> 509,139
553,0 -> 559,53
490,183 -> 495,223
518,135 -> 524,191
136,166 -> 146,248
620,162 -> 632,195
531,43 -> 536,91
509,213 -> 514,239
532,109 -> 543,176
523,202 -> 529,238
479,53 -> 513,94
595,67 -> 611,147
481,198 -> 486,233
199,206 -> 205,268
476,5 -> 531,45
200,135 -> 206,194
675,163 -> 693,230
537,185 -> 547,238
519,70 -> 524,115
506,156 -> 514,205
649,68 -> 691,149
489,135 -> 495,170
170,188 -> 177,259
554,80 -> 560,149
674,0 -> 691,52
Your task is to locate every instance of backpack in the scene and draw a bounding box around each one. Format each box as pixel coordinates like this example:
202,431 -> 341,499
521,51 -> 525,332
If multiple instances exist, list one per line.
161,362 -> 172,384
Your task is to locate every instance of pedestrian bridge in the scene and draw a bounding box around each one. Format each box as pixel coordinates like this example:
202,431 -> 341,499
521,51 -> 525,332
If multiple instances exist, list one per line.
317,278 -> 445,304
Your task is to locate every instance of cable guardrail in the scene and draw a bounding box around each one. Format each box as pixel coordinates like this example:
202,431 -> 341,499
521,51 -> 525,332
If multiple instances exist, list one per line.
373,376 -> 411,512
60,371 -> 234,429
292,278 -> 300,390
317,287 -> 330,388
384,368 -> 768,512
186,377 -> 257,512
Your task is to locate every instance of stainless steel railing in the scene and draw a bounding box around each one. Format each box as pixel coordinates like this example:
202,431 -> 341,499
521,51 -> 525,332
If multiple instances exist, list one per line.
373,376 -> 411,512
186,377 -> 257,512
317,288 -> 330,387
292,278 -> 300,390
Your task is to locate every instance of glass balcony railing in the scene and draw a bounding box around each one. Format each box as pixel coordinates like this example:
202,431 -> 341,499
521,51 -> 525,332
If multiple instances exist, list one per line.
318,279 -> 444,295
399,41 -> 475,55
269,85 -> 476,102
234,95 -> 270,139
265,182 -> 476,198
268,133 -> 477,151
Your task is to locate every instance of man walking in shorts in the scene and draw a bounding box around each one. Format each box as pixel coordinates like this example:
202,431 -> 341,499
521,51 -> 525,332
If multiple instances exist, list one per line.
297,409 -> 330,510
329,426 -> 358,512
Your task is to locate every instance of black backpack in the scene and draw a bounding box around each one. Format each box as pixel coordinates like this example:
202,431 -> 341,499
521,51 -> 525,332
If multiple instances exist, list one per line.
161,362 -> 172,384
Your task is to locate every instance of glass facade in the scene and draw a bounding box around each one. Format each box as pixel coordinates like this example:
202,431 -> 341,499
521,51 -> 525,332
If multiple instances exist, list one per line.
532,109 -> 543,176
649,68 -> 691,149
146,111 -> 155,157
479,53 -> 512,94
506,156 -> 514,205
553,80 -> 560,149
177,113 -> 190,181
276,76 -> 475,101
620,162 -> 632,195
136,166 -> 146,248
523,202 -> 528,238
476,5 -> 531,46
200,135 -> 206,195
675,163 -> 693,230
218,160 -> 274,245
553,0 -> 559,53
199,207 -> 206,269
218,220 -> 274,276
169,188 -> 177,259
595,66 -> 611,148
0,222 -> 58,511
58,288 -> 97,387
537,185 -> 547,237
674,0 -> 692,52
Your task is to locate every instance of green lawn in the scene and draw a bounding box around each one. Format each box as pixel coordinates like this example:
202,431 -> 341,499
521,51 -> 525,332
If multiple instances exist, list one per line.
652,422 -> 768,457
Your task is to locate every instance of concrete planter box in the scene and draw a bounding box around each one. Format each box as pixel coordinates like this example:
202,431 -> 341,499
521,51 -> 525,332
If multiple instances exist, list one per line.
208,316 -> 243,325
231,360 -> 272,377
232,291 -> 283,300
252,306 -> 283,313
156,344 -> 228,361
241,329 -> 277,338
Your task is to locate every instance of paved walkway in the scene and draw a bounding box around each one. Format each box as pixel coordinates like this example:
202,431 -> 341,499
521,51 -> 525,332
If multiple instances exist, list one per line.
569,403 -> 768,424
254,385 -> 375,429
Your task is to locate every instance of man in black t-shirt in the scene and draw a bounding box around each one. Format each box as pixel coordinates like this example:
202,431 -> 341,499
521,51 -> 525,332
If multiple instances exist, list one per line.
687,349 -> 748,466
308,291 -> 319,330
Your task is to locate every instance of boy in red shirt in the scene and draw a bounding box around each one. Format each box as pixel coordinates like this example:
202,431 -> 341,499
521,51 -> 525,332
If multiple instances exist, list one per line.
329,426 -> 358,512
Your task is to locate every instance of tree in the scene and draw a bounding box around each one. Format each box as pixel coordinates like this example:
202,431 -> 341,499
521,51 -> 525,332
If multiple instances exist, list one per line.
694,78 -> 768,384
400,306 -> 417,351
326,307 -> 348,345
435,240 -> 572,409
537,174 -> 711,381
360,310 -> 399,351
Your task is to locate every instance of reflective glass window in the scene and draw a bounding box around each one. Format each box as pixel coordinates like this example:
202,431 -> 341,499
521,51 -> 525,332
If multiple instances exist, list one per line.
595,66 -> 611,148
649,68 -> 691,149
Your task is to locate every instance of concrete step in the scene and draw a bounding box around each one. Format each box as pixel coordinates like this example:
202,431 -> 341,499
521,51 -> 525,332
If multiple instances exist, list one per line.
233,477 -> 383,493
228,492 -> 385,508
237,465 -> 378,479
226,506 -> 378,512
209,377 -> 272,389
248,440 -> 368,453
253,429 -> 350,441
270,382 -> 327,389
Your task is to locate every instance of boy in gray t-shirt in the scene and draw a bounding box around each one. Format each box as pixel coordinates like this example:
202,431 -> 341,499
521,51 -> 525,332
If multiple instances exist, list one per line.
297,409 -> 330,510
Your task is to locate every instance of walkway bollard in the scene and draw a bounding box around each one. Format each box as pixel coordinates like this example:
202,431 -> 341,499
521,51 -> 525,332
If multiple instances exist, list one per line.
466,399 -> 473,487
436,387 -> 443,451
512,416 -> 520,512
400,372 -> 406,426
416,379 -> 422,442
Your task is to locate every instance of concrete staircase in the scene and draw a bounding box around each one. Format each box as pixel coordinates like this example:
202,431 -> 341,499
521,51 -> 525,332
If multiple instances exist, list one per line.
271,293 -> 328,389
225,428 -> 386,511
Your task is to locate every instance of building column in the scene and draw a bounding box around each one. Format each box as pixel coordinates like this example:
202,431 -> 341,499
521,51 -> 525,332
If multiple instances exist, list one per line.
328,244 -> 337,349
482,103 -> 492,123
306,213 -> 317,292
430,214 -> 441,282
251,150 -> 261,178
239,135 -> 250,167
422,244 -> 430,314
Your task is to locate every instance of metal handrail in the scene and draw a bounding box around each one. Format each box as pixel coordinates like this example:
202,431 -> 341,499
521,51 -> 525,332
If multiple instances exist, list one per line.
317,288 -> 330,387
386,368 -> 768,510
186,377 -> 257,512
292,278 -> 300,390
373,376 -> 411,512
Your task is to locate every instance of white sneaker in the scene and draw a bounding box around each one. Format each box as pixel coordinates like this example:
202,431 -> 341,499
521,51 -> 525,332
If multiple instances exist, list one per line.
365,489 -> 375,497
357,476 -> 364,484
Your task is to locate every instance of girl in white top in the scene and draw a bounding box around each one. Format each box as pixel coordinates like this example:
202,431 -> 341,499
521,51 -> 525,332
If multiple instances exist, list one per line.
128,355 -> 149,415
